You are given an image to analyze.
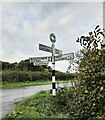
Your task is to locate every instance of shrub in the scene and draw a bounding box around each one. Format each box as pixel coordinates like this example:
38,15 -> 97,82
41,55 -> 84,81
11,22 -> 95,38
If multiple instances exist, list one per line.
2,71 -> 50,83
2,70 -> 74,83
72,25 -> 105,119
52,25 -> 105,119
54,87 -> 75,113
55,72 -> 74,80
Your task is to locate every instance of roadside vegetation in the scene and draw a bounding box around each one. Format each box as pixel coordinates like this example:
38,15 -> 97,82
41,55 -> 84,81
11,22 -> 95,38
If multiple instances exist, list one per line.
1,59 -> 75,88
1,70 -> 74,88
5,90 -> 70,119
3,25 -> 105,119
1,80 -> 73,88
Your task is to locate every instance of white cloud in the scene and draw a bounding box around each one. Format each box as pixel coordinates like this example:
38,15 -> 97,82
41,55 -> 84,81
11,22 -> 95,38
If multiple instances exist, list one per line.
1,2 -> 103,72
58,15 -> 73,27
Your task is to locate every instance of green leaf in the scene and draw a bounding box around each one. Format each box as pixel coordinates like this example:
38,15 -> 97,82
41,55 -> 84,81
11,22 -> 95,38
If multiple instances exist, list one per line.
84,90 -> 88,93
89,32 -> 92,35
100,86 -> 104,92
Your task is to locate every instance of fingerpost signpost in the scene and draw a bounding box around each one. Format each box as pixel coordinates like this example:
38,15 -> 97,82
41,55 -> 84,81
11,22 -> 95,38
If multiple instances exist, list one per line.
29,33 -> 74,96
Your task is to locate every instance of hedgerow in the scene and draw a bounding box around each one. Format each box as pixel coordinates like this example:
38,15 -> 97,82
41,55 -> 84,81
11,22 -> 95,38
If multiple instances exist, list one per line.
1,70 -> 74,83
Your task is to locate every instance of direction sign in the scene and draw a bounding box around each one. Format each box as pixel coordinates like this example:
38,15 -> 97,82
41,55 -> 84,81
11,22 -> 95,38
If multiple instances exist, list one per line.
39,44 -> 62,54
33,61 -> 49,66
29,56 -> 51,63
55,53 -> 74,61
29,53 -> 74,64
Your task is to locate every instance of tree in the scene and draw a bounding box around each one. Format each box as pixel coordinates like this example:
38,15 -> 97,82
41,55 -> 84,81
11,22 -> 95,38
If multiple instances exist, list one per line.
2,61 -> 17,70
1,59 -> 52,72
72,25 -> 105,119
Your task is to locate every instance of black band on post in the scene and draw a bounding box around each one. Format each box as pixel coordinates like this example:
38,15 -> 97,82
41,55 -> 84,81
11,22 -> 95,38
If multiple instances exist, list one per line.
52,70 -> 55,76
52,82 -> 56,89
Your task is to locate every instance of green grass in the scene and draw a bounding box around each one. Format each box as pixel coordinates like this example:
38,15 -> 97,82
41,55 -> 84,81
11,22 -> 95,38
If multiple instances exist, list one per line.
1,81 -> 51,88
5,90 -> 69,119
1,80 -> 71,89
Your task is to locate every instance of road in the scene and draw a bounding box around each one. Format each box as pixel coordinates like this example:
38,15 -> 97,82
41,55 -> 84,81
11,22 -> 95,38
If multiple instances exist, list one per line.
0,82 -> 71,119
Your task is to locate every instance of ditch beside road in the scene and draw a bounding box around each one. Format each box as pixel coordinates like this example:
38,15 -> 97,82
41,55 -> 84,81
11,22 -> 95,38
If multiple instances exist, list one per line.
1,82 -> 72,119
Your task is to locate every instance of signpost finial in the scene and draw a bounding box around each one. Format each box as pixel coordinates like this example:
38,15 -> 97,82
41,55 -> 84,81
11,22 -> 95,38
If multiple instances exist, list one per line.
50,33 -> 56,43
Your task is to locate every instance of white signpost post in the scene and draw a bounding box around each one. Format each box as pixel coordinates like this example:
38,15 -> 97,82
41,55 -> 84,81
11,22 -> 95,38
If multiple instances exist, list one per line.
29,33 -> 74,96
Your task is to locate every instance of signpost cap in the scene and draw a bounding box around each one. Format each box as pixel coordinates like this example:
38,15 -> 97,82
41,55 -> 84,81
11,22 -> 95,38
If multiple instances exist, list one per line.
50,33 -> 56,43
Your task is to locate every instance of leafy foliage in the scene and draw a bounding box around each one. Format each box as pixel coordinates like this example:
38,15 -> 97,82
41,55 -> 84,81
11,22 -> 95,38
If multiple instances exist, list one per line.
5,91 -> 68,118
1,59 -> 51,72
76,25 -> 105,50
72,25 -> 105,119
1,70 -> 74,83
1,59 -> 75,83
51,25 -> 105,119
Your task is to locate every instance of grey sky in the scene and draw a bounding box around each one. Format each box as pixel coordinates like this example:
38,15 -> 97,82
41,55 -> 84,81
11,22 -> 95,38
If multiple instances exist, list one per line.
1,1 -> 103,72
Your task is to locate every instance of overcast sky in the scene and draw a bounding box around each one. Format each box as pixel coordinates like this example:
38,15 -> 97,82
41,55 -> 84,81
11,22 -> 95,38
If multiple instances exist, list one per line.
1,1 -> 104,72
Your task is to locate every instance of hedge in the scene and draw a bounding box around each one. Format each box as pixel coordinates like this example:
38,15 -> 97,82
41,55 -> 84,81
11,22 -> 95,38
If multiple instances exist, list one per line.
1,70 -> 74,83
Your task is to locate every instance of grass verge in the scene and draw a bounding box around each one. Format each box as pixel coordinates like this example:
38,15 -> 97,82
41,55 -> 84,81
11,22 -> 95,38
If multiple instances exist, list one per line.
1,80 -> 72,89
4,90 -> 69,119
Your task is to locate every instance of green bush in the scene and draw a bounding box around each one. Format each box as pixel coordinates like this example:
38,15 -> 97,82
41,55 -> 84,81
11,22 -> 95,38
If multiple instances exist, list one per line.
2,71 -> 51,83
1,70 -> 74,83
54,87 -> 75,113
55,72 -> 74,80
52,26 -> 105,119
72,25 -> 105,119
